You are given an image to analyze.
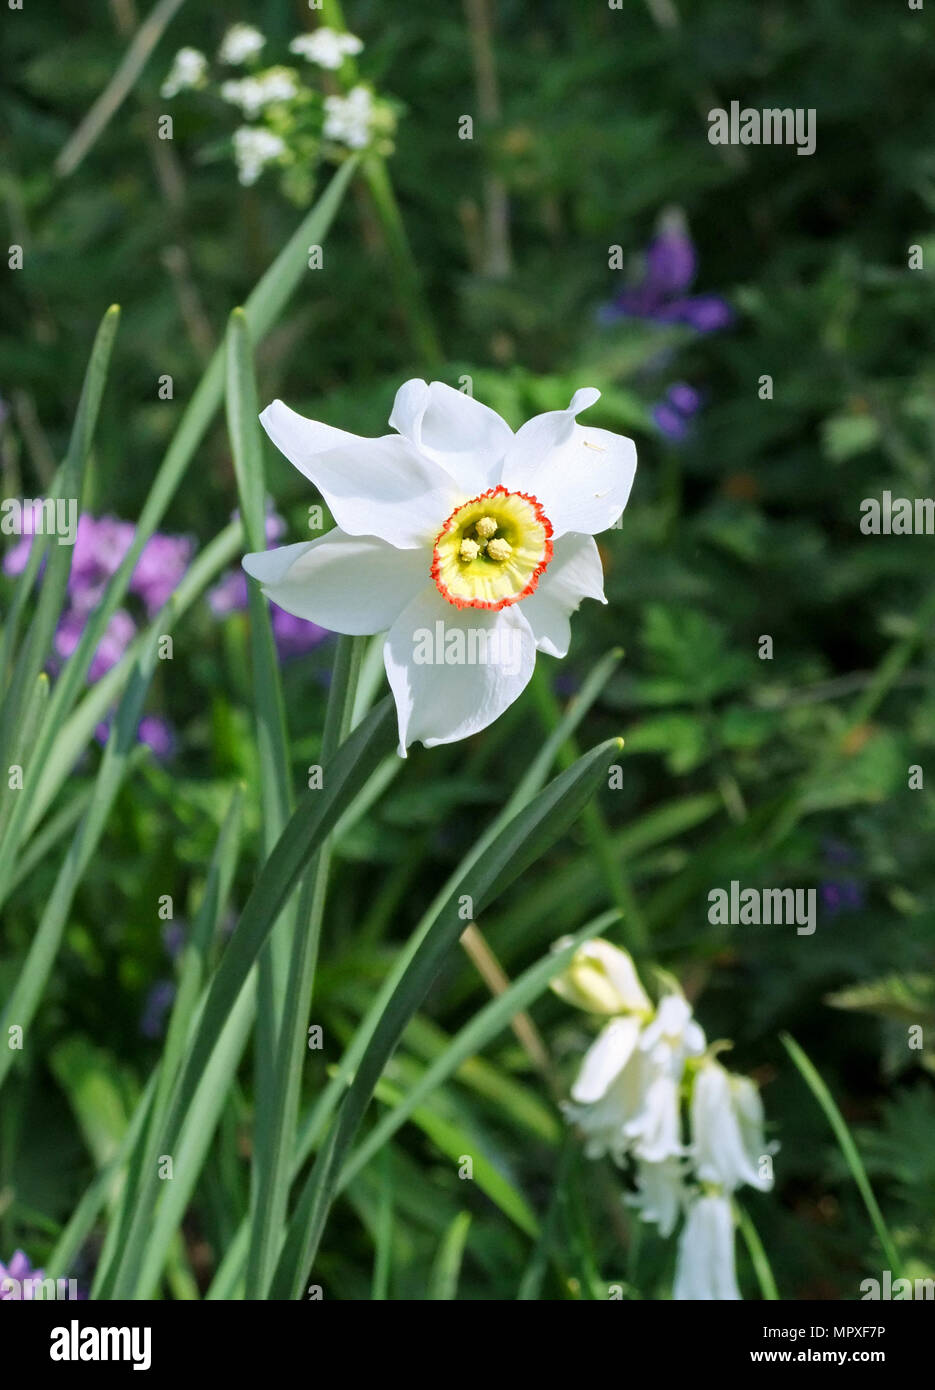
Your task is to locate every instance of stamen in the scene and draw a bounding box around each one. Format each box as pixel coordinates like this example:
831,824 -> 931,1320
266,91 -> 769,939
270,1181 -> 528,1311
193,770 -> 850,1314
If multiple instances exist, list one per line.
432,486 -> 554,610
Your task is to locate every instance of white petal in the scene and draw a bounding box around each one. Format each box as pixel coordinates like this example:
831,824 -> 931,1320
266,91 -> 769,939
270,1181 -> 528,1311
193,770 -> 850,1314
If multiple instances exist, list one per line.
243,531 -> 428,634
389,379 -> 513,495
383,587 -> 536,754
520,533 -> 606,657
571,1016 -> 642,1104
260,399 -> 460,548
501,389 -> 637,538
673,1194 -> 741,1301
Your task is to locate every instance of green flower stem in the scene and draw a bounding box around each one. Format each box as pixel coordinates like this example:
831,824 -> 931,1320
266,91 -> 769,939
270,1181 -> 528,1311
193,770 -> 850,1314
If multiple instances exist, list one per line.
245,634 -> 366,1299
360,155 -> 444,368
318,0 -> 444,367
527,662 -> 649,955
735,1201 -> 779,1300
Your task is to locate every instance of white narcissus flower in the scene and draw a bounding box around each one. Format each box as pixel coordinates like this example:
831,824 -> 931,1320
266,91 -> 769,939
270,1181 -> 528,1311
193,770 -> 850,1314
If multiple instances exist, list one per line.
690,1059 -> 774,1192
290,27 -> 363,70
673,1192 -> 741,1300
550,938 -> 652,1017
243,381 -> 636,755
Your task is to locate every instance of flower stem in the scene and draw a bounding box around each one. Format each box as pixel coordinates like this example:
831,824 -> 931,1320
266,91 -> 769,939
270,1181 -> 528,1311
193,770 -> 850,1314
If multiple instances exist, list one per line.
527,665 -> 649,955
245,634 -> 366,1299
317,0 -> 444,367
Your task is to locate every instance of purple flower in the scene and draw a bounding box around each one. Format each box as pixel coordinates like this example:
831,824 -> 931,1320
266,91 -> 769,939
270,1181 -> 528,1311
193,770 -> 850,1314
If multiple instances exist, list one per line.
271,606 -> 329,659
820,879 -> 865,916
2,501 -> 52,577
140,980 -> 176,1039
138,714 -> 176,761
209,568 -> 249,617
210,508 -> 329,659
651,381 -> 704,443
0,1251 -> 45,1299
55,607 -> 136,682
67,515 -> 135,612
130,533 -> 193,616
602,227 -> 732,334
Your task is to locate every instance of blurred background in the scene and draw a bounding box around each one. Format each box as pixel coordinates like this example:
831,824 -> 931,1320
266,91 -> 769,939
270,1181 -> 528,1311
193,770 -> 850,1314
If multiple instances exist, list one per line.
1,0 -> 934,1299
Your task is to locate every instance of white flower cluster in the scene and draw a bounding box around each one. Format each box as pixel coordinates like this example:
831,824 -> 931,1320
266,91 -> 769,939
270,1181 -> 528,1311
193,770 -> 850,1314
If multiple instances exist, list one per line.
161,24 -> 384,186
221,67 -> 299,118
219,23 -> 266,66
552,938 -> 775,1300
289,27 -> 363,70
160,47 -> 207,99
323,85 -> 376,150
233,127 -> 286,187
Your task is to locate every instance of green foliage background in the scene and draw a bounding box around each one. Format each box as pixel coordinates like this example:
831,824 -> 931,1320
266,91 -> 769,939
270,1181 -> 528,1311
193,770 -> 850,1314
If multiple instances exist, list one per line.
1,0 -> 934,1299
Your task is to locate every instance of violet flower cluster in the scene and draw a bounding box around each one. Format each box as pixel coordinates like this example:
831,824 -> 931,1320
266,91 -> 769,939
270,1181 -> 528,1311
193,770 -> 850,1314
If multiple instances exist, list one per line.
601,225 -> 733,445
3,506 -> 189,759
601,226 -> 732,335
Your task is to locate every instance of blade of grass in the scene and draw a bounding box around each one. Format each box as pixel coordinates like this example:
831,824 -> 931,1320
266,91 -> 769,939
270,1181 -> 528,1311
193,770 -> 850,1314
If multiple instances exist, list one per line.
528,660 -> 647,954
370,1079 -> 539,1237
0,164 -> 356,902
55,0 -> 187,177
105,695 -> 396,1296
204,658 -> 623,1297
225,308 -> 300,1299
135,979 -> 255,1299
0,626 -> 166,1094
20,520 -> 242,846
341,911 -> 620,1187
0,306 -> 119,786
781,1032 -> 901,1276
428,1211 -> 471,1300
371,1148 -> 395,1300
271,736 -> 623,1298
297,648 -> 623,1157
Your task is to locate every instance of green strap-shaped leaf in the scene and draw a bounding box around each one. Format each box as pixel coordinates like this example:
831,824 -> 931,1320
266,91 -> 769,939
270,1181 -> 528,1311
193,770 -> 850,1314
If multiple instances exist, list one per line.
271,735 -> 623,1299
0,305 -> 119,783
0,163 -> 356,902
105,695 -> 396,1297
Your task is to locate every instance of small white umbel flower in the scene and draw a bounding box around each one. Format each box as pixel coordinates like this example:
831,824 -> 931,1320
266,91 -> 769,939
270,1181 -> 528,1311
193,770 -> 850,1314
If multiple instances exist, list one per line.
290,27 -> 363,71
161,48 -> 207,99
690,1059 -> 774,1192
673,1191 -> 741,1300
219,23 -> 266,66
244,382 -> 637,753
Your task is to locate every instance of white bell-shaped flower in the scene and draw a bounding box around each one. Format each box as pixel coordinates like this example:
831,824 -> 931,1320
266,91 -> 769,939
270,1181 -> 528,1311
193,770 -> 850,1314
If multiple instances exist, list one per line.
690,1059 -> 773,1192
673,1191 -> 741,1300
550,938 -> 652,1017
